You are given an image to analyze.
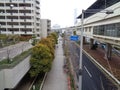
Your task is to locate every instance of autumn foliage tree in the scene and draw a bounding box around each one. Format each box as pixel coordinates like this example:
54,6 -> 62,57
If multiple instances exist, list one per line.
30,44 -> 53,77
39,38 -> 55,59
29,32 -> 58,77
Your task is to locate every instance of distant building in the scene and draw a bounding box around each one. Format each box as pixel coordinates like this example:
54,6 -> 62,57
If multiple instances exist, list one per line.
0,0 -> 41,38
41,19 -> 51,38
52,24 -> 61,29
52,24 -> 61,33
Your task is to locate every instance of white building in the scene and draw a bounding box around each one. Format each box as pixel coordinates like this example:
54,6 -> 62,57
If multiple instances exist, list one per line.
41,19 -> 51,38
77,0 -> 120,46
0,0 -> 41,38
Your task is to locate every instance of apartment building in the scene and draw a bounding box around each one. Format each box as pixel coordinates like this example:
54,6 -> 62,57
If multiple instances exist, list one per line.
77,0 -> 120,46
0,0 -> 41,38
41,19 -> 51,38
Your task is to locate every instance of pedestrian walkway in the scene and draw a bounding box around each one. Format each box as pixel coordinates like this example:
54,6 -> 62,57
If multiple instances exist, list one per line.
42,36 -> 68,90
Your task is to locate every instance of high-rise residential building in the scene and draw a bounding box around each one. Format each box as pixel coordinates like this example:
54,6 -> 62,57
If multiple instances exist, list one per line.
0,0 -> 41,38
41,19 -> 51,38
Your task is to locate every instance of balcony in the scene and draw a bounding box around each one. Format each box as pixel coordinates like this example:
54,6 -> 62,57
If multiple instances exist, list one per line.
19,26 -> 25,28
7,25 -> 12,28
5,6 -> 18,10
36,4 -> 40,9
12,25 -> 20,28
26,26 -> 33,28
0,11 -> 5,15
19,7 -> 32,10
21,31 -> 33,35
26,13 -> 34,16
26,19 -> 33,22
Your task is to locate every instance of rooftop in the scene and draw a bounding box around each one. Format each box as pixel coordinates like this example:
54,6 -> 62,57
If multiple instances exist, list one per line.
77,0 -> 120,19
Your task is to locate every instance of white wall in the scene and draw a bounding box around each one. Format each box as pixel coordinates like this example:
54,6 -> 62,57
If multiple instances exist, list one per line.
0,56 -> 31,89
0,70 -> 5,90
41,19 -> 51,38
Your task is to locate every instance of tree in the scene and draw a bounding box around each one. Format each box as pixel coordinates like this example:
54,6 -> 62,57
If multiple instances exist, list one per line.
30,44 -> 53,77
50,32 -> 58,44
73,31 -> 76,35
39,38 -> 55,59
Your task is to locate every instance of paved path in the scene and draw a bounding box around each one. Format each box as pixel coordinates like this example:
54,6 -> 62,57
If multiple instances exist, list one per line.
42,36 -> 68,90
0,41 -> 32,61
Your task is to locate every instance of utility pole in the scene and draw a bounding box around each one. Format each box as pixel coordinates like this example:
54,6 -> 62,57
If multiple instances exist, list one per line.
79,9 -> 84,90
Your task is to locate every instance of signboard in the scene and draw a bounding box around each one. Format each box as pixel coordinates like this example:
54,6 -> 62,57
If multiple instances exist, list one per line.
70,35 -> 79,41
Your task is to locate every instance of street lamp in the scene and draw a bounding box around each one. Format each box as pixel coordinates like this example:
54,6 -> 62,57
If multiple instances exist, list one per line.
78,9 -> 113,90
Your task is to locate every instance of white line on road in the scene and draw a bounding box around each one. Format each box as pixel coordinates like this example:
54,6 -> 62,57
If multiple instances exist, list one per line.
84,66 -> 92,78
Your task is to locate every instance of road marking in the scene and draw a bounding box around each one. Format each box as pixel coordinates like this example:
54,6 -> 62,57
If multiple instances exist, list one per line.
84,66 -> 92,78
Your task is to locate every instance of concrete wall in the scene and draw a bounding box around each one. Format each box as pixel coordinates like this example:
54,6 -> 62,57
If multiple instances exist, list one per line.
0,70 -> 5,90
0,56 -> 31,89
41,19 -> 51,38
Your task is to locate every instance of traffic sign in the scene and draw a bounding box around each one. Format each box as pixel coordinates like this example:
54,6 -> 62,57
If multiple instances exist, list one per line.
70,35 -> 79,41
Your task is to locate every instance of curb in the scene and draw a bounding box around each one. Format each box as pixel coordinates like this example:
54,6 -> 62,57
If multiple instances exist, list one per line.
67,76 -> 71,90
29,76 -> 37,90
39,72 -> 47,90
83,49 -> 120,86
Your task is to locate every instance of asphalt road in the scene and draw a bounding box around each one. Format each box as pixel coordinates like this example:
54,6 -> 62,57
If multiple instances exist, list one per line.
67,40 -> 117,90
82,53 -> 117,90
0,42 -> 32,61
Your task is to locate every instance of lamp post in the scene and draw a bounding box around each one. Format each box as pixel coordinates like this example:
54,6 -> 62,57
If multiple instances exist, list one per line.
78,9 -> 113,90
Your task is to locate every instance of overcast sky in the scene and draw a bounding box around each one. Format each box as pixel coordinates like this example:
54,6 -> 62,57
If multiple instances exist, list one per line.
41,0 -> 96,28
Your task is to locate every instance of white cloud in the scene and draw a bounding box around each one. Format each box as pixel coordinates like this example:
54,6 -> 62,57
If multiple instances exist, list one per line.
41,0 -> 96,27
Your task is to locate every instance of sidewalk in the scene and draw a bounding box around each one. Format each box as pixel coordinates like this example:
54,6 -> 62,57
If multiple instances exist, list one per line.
42,36 -> 68,90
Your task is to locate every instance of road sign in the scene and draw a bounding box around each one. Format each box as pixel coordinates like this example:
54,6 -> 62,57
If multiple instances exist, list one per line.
70,35 -> 79,41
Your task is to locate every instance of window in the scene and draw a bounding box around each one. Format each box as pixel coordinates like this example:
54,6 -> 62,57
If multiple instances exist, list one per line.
93,23 -> 119,37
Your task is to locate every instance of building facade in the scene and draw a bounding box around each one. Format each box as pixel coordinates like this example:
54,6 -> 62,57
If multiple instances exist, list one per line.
41,19 -> 51,38
77,0 -> 120,46
0,0 -> 41,38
